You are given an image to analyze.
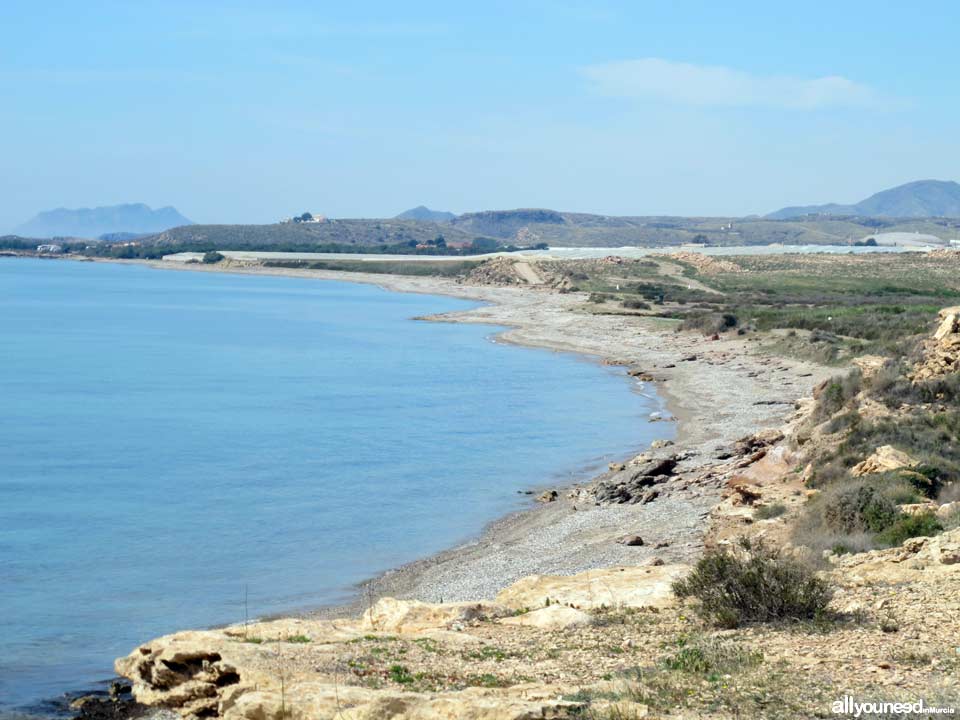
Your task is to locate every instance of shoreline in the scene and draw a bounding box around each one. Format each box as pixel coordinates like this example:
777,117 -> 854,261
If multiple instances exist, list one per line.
7,255 -> 837,715
104,257 -> 835,606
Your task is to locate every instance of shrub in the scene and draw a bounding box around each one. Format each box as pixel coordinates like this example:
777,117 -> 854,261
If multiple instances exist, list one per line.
679,312 -> 738,335
880,479 -> 922,505
671,539 -> 832,628
202,251 -> 225,264
822,483 -> 898,534
940,482 -> 960,504
811,371 -> 862,423
904,465 -> 944,498
622,298 -> 651,310
754,502 -> 787,520
875,512 -> 943,547
660,636 -> 762,675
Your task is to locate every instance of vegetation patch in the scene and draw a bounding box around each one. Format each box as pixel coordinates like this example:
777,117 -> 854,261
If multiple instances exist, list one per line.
672,539 -> 832,628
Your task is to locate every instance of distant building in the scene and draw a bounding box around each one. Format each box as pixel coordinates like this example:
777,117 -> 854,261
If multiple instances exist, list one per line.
36,244 -> 63,254
281,212 -> 327,224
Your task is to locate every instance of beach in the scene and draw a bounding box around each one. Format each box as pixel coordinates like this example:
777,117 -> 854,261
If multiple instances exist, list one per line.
128,258 -> 835,609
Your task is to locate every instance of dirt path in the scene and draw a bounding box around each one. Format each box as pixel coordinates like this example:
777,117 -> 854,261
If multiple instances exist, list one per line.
513,260 -> 544,285
654,258 -> 724,294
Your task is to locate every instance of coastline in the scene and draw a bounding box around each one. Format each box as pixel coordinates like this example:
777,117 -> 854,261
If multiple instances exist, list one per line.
99,257 -> 835,607
7,255 -> 839,716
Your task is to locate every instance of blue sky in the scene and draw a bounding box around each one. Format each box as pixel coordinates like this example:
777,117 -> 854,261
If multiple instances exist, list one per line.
2,1 -> 958,229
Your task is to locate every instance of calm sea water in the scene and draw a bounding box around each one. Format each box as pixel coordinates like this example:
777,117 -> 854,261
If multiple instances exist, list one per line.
0,259 -> 669,712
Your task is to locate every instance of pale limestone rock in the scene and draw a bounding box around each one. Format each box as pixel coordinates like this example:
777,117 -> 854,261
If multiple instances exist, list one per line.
495,564 -> 687,611
498,605 -> 593,630
850,445 -> 916,477
937,501 -> 960,520
361,598 -> 509,633
851,355 -> 888,380
222,683 -> 582,720
934,308 -> 960,341
900,502 -> 940,516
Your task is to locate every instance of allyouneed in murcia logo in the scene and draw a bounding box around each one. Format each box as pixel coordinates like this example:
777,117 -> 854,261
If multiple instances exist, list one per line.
832,697 -> 956,716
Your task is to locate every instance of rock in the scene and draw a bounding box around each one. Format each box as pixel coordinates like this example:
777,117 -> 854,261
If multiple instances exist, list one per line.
730,483 -> 762,506
361,598 -> 510,633
911,306 -> 960,380
851,355 -> 888,379
650,439 -> 674,449
937,501 -> 960,520
69,695 -> 98,710
733,429 -> 784,456
536,489 -> 558,502
499,605 -> 593,630
592,456 -> 679,504
616,534 -> 645,546
851,446 -> 916,477
900,502 -> 939,516
495,564 -> 688,611
109,681 -> 131,698
589,700 -> 649,718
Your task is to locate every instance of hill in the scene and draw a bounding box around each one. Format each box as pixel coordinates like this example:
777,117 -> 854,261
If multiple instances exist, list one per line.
140,218 -> 488,249
395,206 -> 456,222
449,208 -> 960,247
14,203 -> 193,239
768,179 -> 960,219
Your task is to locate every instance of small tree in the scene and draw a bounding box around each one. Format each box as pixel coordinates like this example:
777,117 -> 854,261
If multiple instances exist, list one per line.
202,251 -> 225,264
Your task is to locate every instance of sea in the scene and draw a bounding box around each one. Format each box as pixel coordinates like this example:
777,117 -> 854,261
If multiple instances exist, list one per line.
0,258 -> 669,714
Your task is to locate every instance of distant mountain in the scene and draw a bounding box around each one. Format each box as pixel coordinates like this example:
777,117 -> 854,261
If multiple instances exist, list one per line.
14,203 -> 193,239
395,206 -> 456,222
768,180 -> 960,219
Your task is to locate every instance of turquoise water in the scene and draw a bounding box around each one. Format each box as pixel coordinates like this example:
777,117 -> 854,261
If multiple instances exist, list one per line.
0,259 -> 668,712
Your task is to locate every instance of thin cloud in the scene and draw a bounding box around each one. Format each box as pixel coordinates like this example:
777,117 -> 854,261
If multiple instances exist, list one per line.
580,58 -> 882,110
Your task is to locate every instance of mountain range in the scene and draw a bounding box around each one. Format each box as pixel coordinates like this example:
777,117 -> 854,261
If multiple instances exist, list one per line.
15,203 -> 193,239
768,180 -> 960,219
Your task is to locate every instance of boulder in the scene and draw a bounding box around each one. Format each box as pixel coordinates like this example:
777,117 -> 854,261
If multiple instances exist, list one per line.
733,429 -> 784,456
592,456 -> 679,504
850,446 -> 916,477
537,489 -> 558,503
498,605 -> 593,630
495,564 -> 687,611
851,355 -> 888,380
615,534 -> 645,546
937,501 -> 960,520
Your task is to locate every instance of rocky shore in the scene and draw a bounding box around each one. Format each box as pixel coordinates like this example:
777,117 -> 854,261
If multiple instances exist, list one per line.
77,257 -> 845,718
122,259 -> 836,607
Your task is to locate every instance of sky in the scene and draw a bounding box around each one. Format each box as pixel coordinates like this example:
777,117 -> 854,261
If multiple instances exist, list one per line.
2,0 -> 959,230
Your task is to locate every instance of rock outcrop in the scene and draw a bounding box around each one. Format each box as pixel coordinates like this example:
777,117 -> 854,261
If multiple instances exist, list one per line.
912,306 -> 960,380
115,565 -> 688,719
850,445 -> 916,477
591,455 -> 679,504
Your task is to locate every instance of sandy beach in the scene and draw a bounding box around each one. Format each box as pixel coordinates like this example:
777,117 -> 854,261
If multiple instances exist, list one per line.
119,258 -> 836,610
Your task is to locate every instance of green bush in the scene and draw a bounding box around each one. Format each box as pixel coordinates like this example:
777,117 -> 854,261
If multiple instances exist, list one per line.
622,298 -> 651,310
671,539 -> 832,628
823,484 -> 898,534
660,636 -> 762,675
679,312 -> 738,335
202,251 -> 225,264
875,512 -> 943,547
